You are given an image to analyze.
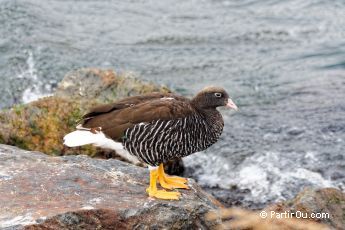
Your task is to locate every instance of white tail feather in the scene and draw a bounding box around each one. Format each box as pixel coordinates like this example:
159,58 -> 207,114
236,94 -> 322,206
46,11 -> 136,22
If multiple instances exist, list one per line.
63,130 -> 142,165
63,130 -> 100,147
63,130 -> 123,150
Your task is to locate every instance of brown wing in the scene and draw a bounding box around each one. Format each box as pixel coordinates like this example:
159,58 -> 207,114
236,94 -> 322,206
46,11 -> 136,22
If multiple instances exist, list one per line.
80,93 -> 194,141
82,92 -> 170,119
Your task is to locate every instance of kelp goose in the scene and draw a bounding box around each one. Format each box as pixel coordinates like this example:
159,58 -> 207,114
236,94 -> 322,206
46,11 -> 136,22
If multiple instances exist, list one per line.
64,86 -> 238,200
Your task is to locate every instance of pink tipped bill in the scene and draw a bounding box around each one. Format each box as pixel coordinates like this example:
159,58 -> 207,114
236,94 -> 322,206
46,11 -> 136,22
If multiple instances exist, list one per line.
226,99 -> 238,110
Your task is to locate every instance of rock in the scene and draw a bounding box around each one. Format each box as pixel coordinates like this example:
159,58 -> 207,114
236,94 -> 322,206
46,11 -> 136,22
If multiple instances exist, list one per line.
266,187 -> 345,229
207,188 -> 345,230
0,68 -> 171,164
207,207 -> 328,230
0,144 -> 222,229
0,96 -> 91,156
203,186 -> 253,208
55,68 -> 170,102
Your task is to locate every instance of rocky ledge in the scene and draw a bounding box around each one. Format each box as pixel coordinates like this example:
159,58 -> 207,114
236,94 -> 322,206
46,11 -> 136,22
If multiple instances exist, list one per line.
0,144 -> 222,229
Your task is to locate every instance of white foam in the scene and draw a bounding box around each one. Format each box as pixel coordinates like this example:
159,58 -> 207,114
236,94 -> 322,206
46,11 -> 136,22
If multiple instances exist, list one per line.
17,51 -> 36,80
22,88 -> 51,104
18,51 -> 50,103
184,150 -> 337,204
0,214 -> 36,228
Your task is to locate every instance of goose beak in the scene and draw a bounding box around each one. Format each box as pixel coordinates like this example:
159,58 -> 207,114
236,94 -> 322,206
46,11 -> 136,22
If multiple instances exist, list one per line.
226,99 -> 238,110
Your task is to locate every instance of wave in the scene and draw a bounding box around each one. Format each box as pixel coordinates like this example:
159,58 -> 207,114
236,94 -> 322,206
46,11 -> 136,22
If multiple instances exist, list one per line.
184,150 -> 338,205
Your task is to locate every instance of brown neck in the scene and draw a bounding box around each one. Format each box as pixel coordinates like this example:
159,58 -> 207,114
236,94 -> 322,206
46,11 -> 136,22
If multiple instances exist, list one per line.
193,105 -> 223,127
191,95 -> 224,127
205,107 -> 223,122
191,96 -> 214,110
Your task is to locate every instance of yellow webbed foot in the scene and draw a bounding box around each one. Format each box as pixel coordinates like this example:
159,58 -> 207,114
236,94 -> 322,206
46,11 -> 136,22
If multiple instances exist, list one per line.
146,166 -> 182,200
146,187 -> 181,200
158,164 -> 189,190
159,176 -> 189,190
164,175 -> 188,184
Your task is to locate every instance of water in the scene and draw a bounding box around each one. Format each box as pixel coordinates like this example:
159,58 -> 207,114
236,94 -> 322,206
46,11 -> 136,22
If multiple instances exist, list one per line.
1,0 -> 344,207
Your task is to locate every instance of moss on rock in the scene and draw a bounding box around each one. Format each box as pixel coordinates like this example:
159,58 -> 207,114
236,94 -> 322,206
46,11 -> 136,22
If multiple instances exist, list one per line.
0,68 -> 170,158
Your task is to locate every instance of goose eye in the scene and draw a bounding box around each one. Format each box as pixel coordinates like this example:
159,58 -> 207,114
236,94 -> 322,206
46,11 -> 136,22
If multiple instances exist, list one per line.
214,92 -> 222,98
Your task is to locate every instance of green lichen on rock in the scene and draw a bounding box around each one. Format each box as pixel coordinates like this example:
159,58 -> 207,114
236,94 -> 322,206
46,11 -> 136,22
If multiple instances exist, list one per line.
0,68 -> 170,157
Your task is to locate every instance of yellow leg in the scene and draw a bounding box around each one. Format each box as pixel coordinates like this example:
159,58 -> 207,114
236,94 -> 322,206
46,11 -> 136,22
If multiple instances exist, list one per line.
157,163 -> 189,190
146,168 -> 181,200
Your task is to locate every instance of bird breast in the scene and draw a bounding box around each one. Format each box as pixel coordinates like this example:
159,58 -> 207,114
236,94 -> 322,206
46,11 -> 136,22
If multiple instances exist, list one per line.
122,113 -> 224,166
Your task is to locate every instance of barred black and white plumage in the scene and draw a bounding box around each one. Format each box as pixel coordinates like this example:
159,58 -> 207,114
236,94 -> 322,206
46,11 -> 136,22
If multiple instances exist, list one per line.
123,112 -> 224,166
63,86 -> 237,167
